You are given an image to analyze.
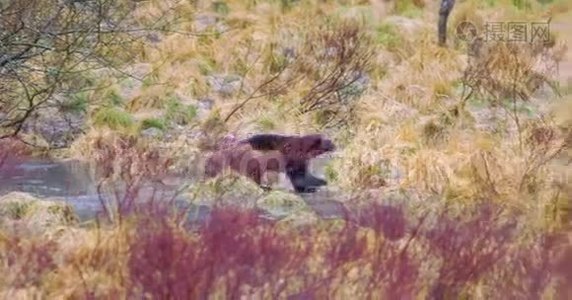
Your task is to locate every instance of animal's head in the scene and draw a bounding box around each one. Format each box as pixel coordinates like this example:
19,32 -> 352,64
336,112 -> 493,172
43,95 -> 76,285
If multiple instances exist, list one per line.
282,134 -> 336,159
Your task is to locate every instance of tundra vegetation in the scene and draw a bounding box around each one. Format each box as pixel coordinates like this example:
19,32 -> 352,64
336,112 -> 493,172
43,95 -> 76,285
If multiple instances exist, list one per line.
1,0 -> 572,298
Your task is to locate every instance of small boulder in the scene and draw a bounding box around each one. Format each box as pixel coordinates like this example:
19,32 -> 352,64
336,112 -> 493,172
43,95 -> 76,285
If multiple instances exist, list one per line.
206,74 -> 242,97
141,127 -> 163,139
186,173 -> 265,209
257,190 -> 317,224
0,192 -> 78,234
21,106 -> 85,149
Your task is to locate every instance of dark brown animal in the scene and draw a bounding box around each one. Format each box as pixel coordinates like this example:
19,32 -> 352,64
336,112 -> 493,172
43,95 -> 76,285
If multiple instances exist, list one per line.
204,133 -> 336,193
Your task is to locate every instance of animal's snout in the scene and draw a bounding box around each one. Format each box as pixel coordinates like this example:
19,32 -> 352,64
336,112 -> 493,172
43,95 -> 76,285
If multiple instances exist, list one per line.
322,139 -> 336,152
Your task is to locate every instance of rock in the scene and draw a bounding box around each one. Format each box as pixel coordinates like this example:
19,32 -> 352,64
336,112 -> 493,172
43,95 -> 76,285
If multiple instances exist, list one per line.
381,99 -> 419,122
257,190 -> 315,220
206,74 -> 242,97
339,71 -> 370,104
282,46 -> 296,62
278,209 -> 319,226
141,127 -> 163,139
146,33 -> 161,43
0,192 -> 78,234
21,106 -> 85,148
194,14 -> 218,32
186,173 -> 265,209
193,14 -> 228,33
119,63 -> 152,100
198,98 -> 215,111
383,16 -> 424,37
257,191 -> 306,216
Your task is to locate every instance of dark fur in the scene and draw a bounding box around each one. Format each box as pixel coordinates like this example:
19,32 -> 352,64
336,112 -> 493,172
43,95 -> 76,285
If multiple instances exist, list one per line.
204,133 -> 336,193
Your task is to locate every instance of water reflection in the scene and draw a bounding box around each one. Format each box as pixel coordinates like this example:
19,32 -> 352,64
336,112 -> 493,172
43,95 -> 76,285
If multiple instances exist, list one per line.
0,156 -> 345,222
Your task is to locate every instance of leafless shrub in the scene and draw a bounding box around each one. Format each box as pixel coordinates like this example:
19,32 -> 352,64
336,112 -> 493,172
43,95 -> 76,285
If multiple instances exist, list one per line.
85,132 -> 183,224
0,137 -> 30,172
0,0 -> 189,140
294,19 -> 374,127
224,19 -> 374,128
519,120 -> 567,193
460,39 -> 562,146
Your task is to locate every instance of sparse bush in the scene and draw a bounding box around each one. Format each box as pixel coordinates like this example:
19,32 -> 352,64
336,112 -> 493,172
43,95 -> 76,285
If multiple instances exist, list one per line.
73,131 -> 176,224
293,18 -> 375,127
460,37 -> 564,147
223,17 -> 374,128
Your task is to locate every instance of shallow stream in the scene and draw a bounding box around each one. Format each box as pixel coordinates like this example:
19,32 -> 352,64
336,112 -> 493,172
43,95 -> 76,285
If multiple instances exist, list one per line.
0,158 -> 346,222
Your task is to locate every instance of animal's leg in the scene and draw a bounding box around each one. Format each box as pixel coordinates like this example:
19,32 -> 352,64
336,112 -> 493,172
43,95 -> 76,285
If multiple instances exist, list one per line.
245,158 -> 262,184
286,162 -> 317,193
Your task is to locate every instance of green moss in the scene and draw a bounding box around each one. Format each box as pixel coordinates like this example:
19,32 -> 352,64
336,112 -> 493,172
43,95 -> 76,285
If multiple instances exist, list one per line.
257,117 -> 276,131
187,173 -> 264,207
484,0 -> 535,9
375,23 -> 403,51
1,201 -> 32,219
93,106 -> 135,130
141,72 -> 160,88
268,52 -> 288,73
141,118 -> 167,131
325,164 -> 338,182
61,92 -> 89,114
257,190 -> 312,219
165,98 -> 197,125
393,0 -> 424,18
212,1 -> 229,15
198,58 -> 217,76
107,89 -> 124,106
46,205 -> 78,224
279,0 -> 299,12
511,0 -> 533,9
0,192 -> 79,229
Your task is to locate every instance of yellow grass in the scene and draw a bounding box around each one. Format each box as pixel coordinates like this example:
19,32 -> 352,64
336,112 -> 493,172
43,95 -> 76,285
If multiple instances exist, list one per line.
3,0 -> 572,297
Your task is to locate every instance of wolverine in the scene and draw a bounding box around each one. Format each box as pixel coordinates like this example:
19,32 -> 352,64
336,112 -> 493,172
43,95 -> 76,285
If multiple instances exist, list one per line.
204,133 -> 336,193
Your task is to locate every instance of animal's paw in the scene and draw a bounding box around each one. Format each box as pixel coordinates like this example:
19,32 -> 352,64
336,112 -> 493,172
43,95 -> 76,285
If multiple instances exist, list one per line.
294,186 -> 317,194
305,175 -> 327,187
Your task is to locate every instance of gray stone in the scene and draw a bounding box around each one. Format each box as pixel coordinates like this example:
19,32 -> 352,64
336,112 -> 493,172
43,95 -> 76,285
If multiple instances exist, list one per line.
282,46 -> 297,61
141,127 -> 163,139
0,192 -> 78,234
193,14 -> 228,34
206,74 -> 242,97
198,98 -> 215,110
194,14 -> 218,32
21,105 -> 85,148
339,71 -> 370,104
